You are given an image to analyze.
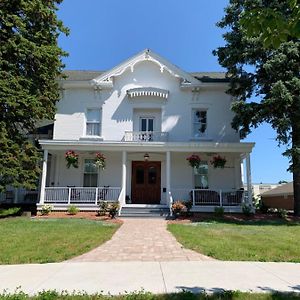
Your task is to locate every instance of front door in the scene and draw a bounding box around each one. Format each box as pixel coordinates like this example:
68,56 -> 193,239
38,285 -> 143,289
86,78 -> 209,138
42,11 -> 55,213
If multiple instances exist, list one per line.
131,161 -> 161,204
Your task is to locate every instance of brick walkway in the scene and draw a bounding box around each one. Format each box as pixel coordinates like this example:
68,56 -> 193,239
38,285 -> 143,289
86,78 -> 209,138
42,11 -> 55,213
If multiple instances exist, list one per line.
69,218 -> 213,262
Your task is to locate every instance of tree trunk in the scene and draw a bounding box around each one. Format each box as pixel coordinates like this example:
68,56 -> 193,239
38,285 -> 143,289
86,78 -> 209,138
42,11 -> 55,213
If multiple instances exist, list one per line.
292,121 -> 300,216
293,170 -> 300,216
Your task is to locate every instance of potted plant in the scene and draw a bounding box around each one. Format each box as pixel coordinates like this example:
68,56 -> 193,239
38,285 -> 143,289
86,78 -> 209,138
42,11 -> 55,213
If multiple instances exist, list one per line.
171,201 -> 186,218
210,155 -> 226,168
65,150 -> 79,168
95,152 -> 106,170
186,154 -> 201,168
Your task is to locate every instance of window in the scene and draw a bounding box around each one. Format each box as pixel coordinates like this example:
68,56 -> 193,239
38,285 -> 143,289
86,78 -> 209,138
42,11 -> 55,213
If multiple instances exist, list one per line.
193,110 -> 207,138
140,117 -> 154,132
194,161 -> 208,189
83,159 -> 98,187
86,109 -> 101,136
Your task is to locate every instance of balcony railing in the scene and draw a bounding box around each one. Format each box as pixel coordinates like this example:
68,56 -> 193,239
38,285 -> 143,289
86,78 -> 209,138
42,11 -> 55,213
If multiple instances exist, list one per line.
124,131 -> 168,142
44,187 -> 121,204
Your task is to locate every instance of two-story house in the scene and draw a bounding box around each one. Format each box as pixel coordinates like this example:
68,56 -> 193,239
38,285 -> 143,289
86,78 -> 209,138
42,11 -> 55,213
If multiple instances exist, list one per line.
38,49 -> 254,215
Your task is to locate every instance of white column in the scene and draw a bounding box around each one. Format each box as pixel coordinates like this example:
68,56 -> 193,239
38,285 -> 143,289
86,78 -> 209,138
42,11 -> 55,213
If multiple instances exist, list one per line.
39,149 -> 48,204
121,151 -> 127,205
166,151 -> 171,201
54,154 -> 60,186
245,153 -> 252,206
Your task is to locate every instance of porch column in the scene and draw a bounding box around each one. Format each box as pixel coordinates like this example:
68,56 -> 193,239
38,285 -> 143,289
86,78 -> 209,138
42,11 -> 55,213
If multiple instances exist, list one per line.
245,153 -> 252,206
166,151 -> 171,203
39,149 -> 48,204
121,150 -> 127,205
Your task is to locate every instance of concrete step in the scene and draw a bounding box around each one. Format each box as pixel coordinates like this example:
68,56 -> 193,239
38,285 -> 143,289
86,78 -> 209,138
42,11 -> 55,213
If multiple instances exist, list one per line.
120,206 -> 170,218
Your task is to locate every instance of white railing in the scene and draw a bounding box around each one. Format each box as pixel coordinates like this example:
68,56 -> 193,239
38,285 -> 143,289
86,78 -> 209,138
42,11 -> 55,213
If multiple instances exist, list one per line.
124,131 -> 168,142
171,188 -> 245,207
44,187 -> 121,204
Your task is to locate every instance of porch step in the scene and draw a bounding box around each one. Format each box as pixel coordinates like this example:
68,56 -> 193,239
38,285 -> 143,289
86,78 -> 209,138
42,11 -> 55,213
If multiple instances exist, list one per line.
120,206 -> 170,218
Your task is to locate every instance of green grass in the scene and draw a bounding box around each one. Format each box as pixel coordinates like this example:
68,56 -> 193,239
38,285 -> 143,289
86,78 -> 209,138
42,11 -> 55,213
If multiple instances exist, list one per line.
168,220 -> 300,262
0,218 -> 119,264
0,290 -> 300,300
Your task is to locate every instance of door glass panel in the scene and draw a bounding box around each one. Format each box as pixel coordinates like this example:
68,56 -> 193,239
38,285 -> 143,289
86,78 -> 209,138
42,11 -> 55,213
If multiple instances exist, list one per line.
148,166 -> 157,184
148,119 -> 154,131
136,167 -> 144,184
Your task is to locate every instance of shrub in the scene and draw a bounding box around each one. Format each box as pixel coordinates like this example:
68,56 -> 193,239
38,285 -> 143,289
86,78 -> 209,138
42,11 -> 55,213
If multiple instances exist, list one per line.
184,199 -> 193,215
98,201 -> 108,216
108,203 -> 119,219
277,208 -> 288,219
214,206 -> 224,217
40,204 -> 53,216
0,207 -> 21,218
242,203 -> 253,216
172,201 -> 186,216
67,205 -> 79,215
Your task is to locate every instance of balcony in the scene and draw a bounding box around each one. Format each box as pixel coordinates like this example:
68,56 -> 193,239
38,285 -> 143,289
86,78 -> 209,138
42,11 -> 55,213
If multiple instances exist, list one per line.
124,131 -> 168,142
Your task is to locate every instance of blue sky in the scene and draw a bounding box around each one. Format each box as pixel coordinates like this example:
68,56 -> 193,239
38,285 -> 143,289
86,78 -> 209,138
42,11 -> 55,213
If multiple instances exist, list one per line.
57,0 -> 292,184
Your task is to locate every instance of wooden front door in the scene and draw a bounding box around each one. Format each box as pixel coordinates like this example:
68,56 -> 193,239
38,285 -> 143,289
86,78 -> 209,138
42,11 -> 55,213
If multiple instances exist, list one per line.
131,161 -> 161,204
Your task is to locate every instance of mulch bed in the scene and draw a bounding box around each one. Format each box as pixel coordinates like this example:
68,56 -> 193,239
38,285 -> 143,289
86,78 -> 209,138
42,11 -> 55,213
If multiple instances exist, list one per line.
168,212 -> 300,224
36,212 -> 123,224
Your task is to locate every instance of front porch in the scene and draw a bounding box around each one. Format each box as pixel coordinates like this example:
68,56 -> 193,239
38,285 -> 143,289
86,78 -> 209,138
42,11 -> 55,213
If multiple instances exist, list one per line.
37,140 -> 254,214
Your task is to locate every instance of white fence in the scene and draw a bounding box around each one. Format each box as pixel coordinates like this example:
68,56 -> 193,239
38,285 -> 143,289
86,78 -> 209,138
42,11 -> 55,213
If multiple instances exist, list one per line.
171,188 -> 245,207
124,131 -> 168,142
44,187 -> 121,204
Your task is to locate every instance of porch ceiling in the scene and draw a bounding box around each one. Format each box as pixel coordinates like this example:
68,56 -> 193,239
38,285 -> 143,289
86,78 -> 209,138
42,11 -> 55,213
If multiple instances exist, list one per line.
39,139 -> 255,154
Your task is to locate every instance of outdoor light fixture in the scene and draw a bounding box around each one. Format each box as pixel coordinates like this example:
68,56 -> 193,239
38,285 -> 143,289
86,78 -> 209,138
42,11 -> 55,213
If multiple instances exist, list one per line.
144,153 -> 150,161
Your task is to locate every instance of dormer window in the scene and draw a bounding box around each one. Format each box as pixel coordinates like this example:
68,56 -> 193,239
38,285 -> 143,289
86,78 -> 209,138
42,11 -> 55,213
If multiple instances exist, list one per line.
86,109 -> 101,136
193,109 -> 207,138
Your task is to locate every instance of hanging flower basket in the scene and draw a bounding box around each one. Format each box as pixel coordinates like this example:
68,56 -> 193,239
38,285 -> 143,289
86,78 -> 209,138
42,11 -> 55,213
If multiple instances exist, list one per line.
65,150 -> 79,168
186,154 -> 201,168
211,155 -> 226,168
95,152 -> 106,170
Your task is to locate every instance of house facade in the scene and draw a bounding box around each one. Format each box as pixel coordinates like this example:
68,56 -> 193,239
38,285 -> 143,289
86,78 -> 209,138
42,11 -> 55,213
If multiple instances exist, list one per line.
38,49 -> 254,214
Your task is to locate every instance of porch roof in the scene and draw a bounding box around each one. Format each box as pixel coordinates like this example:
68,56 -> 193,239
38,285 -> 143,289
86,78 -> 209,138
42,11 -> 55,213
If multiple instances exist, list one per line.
39,139 -> 254,154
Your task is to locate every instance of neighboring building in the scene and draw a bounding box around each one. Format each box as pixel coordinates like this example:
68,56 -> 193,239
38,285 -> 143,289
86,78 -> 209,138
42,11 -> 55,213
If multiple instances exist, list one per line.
34,49 -> 254,214
244,183 -> 282,198
261,182 -> 294,210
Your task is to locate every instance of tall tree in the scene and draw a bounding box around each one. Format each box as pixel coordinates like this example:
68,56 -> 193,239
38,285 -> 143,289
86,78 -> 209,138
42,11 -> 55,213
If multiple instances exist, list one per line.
213,0 -> 300,215
0,0 -> 68,191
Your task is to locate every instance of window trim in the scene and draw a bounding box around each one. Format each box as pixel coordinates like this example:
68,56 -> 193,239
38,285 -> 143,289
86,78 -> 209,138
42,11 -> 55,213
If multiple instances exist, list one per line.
139,116 -> 155,132
193,161 -> 209,189
83,158 -> 98,187
85,108 -> 102,137
192,109 -> 208,139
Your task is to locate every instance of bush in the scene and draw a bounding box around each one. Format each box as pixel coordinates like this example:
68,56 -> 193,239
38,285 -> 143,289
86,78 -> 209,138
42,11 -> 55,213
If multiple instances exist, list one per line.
242,203 -> 253,216
184,200 -> 193,215
277,208 -> 288,219
98,201 -> 108,216
214,206 -> 224,217
40,204 -> 53,216
0,207 -> 21,218
108,203 -> 119,219
172,201 -> 185,216
67,205 -> 79,215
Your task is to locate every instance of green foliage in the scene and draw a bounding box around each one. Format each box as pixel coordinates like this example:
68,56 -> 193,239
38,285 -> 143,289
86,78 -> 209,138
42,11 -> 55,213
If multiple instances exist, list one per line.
242,203 -> 254,216
277,208 -> 288,219
0,207 -> 21,218
67,205 -> 79,215
98,201 -> 109,216
108,203 -> 119,219
214,206 -> 224,218
213,0 -> 300,215
0,0 -> 68,191
40,204 -> 53,216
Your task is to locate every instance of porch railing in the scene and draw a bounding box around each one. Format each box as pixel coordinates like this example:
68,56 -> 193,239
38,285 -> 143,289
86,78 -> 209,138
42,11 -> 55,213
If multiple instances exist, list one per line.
171,188 -> 245,207
44,187 -> 121,205
124,131 -> 168,142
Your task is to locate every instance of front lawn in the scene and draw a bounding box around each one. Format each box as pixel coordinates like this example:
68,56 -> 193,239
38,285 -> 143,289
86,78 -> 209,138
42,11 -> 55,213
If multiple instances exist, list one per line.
168,220 -> 300,262
0,218 -> 120,264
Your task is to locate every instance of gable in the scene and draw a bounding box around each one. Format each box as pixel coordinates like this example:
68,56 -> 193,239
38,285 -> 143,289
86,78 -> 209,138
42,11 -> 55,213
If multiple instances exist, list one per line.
92,49 -> 201,89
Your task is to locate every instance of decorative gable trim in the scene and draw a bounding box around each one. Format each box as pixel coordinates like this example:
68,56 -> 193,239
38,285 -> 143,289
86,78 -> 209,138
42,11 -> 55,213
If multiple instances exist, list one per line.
127,87 -> 169,99
91,49 -> 202,89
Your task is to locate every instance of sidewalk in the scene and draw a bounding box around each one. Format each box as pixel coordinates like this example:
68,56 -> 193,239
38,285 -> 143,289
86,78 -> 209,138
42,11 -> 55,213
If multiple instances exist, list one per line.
0,261 -> 299,295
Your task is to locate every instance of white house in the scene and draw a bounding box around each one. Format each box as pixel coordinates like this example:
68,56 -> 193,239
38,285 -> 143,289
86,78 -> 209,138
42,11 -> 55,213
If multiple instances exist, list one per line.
37,49 -> 254,215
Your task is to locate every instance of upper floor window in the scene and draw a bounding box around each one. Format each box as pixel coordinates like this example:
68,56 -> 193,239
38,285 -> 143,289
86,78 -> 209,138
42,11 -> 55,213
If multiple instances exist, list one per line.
86,109 -> 101,136
193,110 -> 207,138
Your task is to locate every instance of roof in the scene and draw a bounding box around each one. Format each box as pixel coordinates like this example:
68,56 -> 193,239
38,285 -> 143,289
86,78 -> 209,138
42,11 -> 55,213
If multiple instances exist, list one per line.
62,70 -> 229,83
261,182 -> 293,197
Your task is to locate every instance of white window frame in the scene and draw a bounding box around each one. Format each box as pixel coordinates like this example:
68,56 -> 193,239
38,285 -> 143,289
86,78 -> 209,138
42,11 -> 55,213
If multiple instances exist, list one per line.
139,116 -> 155,132
85,108 -> 102,137
83,159 -> 98,187
192,109 -> 207,139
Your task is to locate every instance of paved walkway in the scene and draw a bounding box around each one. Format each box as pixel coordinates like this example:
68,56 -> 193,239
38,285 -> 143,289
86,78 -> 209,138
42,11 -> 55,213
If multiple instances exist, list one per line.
70,218 -> 212,262
0,262 -> 299,295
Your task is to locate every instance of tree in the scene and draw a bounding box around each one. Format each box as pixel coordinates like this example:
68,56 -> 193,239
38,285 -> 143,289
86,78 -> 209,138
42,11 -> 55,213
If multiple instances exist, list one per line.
213,0 -> 300,215
240,0 -> 300,48
0,0 -> 68,191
